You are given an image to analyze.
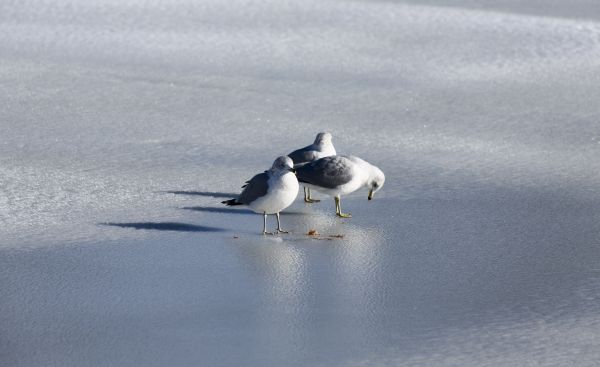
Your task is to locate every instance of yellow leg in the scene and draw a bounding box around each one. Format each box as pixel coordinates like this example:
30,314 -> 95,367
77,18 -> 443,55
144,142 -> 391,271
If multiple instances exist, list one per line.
304,187 -> 320,203
307,188 -> 320,203
334,196 -> 352,218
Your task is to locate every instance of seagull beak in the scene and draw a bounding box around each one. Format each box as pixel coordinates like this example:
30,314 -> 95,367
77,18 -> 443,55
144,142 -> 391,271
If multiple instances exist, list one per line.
368,189 -> 374,200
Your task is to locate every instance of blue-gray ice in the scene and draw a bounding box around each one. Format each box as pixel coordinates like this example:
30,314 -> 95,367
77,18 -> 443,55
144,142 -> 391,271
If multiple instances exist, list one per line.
1,0 -> 600,366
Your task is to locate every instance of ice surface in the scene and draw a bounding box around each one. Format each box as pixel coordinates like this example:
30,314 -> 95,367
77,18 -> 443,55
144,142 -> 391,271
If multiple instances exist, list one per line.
1,0 -> 600,366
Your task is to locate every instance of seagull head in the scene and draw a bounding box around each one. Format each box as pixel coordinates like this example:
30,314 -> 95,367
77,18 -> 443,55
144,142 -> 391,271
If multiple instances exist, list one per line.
314,132 -> 333,146
271,156 -> 296,174
367,165 -> 385,200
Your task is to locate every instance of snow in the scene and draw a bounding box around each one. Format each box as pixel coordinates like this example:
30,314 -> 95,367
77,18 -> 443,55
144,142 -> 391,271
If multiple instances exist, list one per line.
1,0 -> 600,366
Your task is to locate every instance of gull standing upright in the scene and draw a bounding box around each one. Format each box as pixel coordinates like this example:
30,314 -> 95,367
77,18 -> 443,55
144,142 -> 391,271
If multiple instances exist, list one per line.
295,155 -> 385,218
222,156 -> 299,234
287,132 -> 336,203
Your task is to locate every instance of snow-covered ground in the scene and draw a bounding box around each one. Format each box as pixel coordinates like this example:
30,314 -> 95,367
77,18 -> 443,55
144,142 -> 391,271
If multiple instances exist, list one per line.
2,0 -> 600,366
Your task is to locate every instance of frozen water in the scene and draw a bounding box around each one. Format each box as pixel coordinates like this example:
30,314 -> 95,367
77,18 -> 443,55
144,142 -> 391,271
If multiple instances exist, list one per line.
1,0 -> 600,366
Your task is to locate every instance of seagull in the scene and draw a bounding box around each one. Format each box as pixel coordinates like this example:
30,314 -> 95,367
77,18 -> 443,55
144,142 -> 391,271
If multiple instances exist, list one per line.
295,155 -> 385,218
287,132 -> 336,203
222,156 -> 299,234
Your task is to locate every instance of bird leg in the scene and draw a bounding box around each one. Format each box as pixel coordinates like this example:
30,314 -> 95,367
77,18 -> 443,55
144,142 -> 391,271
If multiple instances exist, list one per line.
303,187 -> 320,203
276,212 -> 289,233
305,188 -> 320,203
262,213 -> 274,235
335,196 -> 352,218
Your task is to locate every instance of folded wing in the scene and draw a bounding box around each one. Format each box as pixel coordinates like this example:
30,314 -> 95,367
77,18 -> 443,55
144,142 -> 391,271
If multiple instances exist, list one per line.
296,156 -> 353,189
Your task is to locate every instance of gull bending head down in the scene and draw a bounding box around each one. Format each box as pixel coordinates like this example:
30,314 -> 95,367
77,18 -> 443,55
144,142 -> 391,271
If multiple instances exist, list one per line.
295,155 -> 385,218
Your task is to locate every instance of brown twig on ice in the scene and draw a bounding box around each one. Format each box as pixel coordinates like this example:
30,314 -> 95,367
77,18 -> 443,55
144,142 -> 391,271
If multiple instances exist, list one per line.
306,229 -> 344,240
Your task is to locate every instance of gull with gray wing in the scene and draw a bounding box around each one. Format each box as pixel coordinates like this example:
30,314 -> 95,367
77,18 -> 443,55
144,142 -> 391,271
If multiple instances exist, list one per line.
222,156 -> 299,234
287,132 -> 336,203
295,155 -> 385,218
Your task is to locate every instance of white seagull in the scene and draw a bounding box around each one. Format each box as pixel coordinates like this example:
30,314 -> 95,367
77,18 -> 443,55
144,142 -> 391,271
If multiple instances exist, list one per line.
295,155 -> 385,218
223,156 -> 299,234
287,132 -> 336,203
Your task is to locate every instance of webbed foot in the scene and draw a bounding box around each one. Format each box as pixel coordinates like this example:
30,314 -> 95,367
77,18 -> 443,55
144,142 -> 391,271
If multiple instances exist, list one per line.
304,198 -> 320,203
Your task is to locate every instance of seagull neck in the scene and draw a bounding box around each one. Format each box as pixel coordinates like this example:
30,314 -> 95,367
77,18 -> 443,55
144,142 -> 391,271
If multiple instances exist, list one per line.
315,140 -> 330,147
362,163 -> 377,186
316,141 -> 335,155
345,155 -> 371,186
268,168 -> 285,177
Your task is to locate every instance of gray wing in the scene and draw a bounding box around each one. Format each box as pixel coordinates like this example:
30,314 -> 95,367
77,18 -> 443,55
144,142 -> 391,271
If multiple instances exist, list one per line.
288,145 -> 318,166
296,156 -> 353,189
237,172 -> 269,205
